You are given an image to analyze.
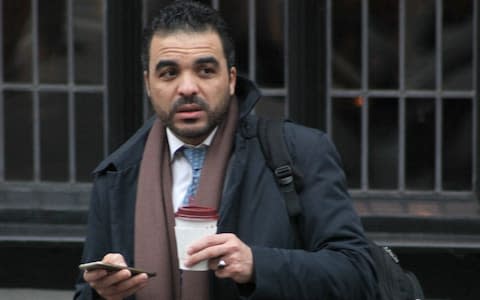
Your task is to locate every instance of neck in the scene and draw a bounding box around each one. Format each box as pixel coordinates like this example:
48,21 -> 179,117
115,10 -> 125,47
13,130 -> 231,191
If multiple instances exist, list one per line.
168,127 -> 218,147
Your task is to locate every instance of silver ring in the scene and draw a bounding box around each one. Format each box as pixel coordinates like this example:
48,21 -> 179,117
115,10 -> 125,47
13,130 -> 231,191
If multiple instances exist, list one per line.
217,259 -> 227,269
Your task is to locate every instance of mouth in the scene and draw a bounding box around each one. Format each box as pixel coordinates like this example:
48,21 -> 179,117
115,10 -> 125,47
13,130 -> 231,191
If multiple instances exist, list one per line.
177,103 -> 202,113
175,104 -> 204,120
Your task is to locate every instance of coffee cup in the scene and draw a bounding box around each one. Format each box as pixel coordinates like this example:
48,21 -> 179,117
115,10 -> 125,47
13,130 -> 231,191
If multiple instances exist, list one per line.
174,205 -> 218,271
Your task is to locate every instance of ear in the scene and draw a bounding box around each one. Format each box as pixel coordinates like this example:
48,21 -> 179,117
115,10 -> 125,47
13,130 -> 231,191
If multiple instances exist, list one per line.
144,70 -> 151,97
228,66 -> 237,96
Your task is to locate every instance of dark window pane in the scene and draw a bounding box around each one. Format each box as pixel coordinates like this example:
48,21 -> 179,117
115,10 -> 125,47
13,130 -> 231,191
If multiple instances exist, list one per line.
369,0 -> 398,89
332,0 -> 361,89
405,0 -> 436,90
442,1 -> 473,90
406,98 -> 435,190
219,0 -> 249,77
39,0 -> 67,83
442,99 -> 472,190
256,0 -> 284,87
332,97 -> 362,188
39,92 -> 69,181
3,1 -> 32,82
74,0 -> 104,84
368,98 -> 398,189
75,93 -> 104,182
4,92 -> 33,180
254,96 -> 285,120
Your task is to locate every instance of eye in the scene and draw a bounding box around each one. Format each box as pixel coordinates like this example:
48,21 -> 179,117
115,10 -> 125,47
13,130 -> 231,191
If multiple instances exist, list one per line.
198,65 -> 217,77
158,67 -> 178,80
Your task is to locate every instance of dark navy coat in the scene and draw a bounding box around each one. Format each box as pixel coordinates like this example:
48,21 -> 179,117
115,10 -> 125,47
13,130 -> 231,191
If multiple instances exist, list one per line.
74,77 -> 377,299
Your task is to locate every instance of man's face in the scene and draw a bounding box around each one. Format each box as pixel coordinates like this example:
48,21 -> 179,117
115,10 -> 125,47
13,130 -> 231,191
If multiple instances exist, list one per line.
144,30 -> 237,145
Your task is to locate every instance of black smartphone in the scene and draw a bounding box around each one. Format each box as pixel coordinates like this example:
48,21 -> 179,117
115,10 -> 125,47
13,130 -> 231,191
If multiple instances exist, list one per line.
79,261 -> 156,277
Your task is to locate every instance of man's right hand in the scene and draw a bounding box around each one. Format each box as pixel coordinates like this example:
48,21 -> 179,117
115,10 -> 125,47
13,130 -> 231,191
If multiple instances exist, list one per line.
83,253 -> 149,300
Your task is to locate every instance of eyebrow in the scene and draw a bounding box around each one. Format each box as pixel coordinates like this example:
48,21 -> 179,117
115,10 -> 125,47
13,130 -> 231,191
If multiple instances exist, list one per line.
154,60 -> 178,73
194,56 -> 220,68
154,56 -> 221,74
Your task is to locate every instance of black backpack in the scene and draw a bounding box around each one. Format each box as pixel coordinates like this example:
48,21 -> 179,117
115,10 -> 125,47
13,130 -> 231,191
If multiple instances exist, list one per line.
257,118 -> 425,300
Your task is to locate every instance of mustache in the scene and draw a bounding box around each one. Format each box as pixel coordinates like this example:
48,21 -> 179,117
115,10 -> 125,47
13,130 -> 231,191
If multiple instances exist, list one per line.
172,96 -> 209,111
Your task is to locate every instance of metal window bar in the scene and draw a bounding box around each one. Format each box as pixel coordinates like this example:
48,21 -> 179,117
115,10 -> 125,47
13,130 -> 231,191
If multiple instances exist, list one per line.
248,0 -> 256,82
284,0 -> 290,116
361,0 -> 369,192
0,0 -> 4,181
102,0 -> 109,159
67,0 -> 76,182
398,0 -> 406,192
435,0 -> 443,193
473,0 -> 478,190
325,0 -> 332,135
331,89 -> 475,98
32,0 -> 41,182
327,0 -> 477,195
141,0 -> 150,122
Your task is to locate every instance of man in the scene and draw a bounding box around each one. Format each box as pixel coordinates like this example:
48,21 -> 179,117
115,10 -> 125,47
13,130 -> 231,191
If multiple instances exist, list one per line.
74,1 -> 377,299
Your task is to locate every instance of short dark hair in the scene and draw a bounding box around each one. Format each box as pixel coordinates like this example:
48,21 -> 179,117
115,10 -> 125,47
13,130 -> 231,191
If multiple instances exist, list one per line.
141,1 -> 235,72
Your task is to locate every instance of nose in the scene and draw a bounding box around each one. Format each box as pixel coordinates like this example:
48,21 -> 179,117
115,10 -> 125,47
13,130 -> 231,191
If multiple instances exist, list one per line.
177,73 -> 199,97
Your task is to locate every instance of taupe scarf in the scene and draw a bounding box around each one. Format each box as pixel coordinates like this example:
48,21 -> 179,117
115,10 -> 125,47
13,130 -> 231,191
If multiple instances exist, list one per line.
134,97 -> 238,300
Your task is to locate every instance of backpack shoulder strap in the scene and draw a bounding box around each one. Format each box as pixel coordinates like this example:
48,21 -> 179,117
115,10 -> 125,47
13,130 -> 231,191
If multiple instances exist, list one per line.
257,117 -> 302,219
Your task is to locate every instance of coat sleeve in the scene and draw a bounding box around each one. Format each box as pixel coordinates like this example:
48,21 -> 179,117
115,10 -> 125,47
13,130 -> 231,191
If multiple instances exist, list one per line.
73,174 -> 111,300
248,126 -> 378,300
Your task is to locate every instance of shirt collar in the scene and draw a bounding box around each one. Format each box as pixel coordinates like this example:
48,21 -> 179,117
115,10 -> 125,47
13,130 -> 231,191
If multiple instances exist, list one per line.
166,127 -> 218,160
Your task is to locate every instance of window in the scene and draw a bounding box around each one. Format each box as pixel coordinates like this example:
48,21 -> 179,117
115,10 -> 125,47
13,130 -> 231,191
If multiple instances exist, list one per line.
0,0 -> 287,200
0,0 -> 107,184
1,0 -> 476,204
327,0 -> 478,198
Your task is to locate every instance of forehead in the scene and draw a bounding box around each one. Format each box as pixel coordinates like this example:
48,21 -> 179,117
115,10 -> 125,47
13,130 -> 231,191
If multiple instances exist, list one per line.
149,30 -> 226,63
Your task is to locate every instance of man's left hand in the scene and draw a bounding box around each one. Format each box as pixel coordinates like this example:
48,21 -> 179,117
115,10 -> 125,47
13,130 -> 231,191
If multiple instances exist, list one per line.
184,233 -> 254,284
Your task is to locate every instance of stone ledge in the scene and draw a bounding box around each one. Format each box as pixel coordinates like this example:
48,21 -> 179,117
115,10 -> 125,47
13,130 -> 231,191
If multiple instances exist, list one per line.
368,231 -> 480,252
0,223 -> 86,244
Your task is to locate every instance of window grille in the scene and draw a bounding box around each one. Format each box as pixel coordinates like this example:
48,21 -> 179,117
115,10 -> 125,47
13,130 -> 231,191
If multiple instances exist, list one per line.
0,0 -> 107,183
326,0 -> 477,197
1,0 -> 476,199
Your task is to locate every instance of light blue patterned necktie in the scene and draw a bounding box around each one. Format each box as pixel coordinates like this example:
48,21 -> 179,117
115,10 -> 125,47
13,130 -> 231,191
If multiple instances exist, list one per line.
182,146 -> 207,205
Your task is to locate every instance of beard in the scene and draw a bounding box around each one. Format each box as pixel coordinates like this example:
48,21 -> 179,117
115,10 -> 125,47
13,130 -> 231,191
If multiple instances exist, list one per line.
156,94 -> 230,140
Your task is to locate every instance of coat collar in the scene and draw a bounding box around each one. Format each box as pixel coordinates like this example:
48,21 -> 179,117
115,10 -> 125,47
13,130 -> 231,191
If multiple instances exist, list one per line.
93,76 -> 261,174
235,76 -> 261,120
